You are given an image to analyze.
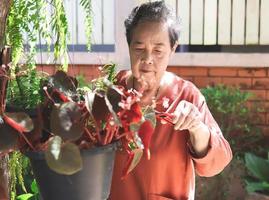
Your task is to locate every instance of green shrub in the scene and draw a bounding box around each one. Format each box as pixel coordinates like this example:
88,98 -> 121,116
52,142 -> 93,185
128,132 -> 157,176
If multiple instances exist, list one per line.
201,84 -> 263,157
244,152 -> 269,195
196,84 -> 265,200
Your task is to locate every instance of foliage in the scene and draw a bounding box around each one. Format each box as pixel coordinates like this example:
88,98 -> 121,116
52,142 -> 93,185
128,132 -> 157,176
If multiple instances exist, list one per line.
94,63 -> 117,90
4,0 -> 69,108
201,84 -> 263,157
0,64 -> 158,179
6,0 -> 49,69
4,0 -> 95,109
5,0 -> 93,70
8,151 -> 37,200
6,70 -> 47,109
1,0 -> 93,199
80,0 -> 93,51
5,0 -> 70,71
196,158 -> 247,200
196,84 -> 265,200
16,180 -> 40,200
50,0 -> 69,71
244,152 -> 269,195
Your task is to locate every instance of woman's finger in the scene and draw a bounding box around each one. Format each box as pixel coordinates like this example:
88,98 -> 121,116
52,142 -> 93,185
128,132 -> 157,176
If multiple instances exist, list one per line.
174,101 -> 191,130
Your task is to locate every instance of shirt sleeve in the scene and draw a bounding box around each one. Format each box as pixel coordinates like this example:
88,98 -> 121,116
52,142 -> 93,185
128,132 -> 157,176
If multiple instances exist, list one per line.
187,84 -> 233,177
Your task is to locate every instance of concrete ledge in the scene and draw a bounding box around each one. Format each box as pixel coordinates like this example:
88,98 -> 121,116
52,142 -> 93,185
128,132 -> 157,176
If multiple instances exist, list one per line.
170,53 -> 269,67
35,52 -> 269,68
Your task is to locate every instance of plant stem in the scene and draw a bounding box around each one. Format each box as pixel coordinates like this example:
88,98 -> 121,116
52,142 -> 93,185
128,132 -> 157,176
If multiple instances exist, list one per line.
15,67 -> 25,103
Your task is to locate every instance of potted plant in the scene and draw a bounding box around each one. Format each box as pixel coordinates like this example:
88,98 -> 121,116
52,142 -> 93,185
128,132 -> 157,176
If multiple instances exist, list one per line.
244,152 -> 269,200
0,57 -> 161,200
0,1 -> 163,199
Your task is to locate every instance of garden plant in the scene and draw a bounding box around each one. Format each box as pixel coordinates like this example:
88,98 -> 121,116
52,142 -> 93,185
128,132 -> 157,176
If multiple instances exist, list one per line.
0,0 -> 162,199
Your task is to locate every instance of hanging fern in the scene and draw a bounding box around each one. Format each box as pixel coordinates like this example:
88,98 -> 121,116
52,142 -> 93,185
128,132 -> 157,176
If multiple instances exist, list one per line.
80,0 -> 93,51
3,1 -> 93,196
5,0 -> 70,108
51,0 -> 69,71
5,0 -> 25,69
6,0 -> 49,71
8,151 -> 32,200
6,0 -> 69,73
6,0 -> 94,72
5,0 -> 52,109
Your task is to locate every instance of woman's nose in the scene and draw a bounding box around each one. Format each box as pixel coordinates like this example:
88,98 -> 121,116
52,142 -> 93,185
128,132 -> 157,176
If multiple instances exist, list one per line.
141,51 -> 153,65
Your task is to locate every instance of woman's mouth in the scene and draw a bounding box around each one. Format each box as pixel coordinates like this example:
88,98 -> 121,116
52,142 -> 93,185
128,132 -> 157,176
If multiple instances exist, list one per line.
139,69 -> 155,74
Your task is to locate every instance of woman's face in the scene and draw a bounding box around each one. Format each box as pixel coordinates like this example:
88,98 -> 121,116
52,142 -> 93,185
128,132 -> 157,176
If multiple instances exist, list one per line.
129,21 -> 177,96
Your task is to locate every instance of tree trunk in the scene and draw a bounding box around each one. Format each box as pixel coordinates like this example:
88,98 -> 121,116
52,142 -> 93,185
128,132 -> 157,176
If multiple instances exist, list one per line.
0,0 -> 12,51
0,156 -> 9,200
0,2 -> 12,199
0,46 -> 11,200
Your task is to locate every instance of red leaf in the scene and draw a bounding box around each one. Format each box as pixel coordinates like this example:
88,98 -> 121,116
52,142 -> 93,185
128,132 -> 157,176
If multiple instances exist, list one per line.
50,102 -> 84,141
92,93 -> 109,122
0,124 -> 19,152
121,103 -> 142,124
56,89 -> 70,102
3,115 -> 35,150
3,115 -> 27,133
138,120 -> 154,160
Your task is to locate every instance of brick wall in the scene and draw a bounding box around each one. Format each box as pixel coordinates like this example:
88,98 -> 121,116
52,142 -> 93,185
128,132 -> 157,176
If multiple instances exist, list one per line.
168,66 -> 269,138
37,64 -> 101,81
37,64 -> 269,137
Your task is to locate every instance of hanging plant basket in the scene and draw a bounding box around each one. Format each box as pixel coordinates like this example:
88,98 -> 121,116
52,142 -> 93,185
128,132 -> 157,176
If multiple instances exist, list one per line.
1,65 -> 158,200
25,142 -> 117,200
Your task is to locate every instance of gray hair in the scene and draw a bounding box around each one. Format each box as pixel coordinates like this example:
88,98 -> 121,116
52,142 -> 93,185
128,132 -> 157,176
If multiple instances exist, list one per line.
124,1 -> 181,48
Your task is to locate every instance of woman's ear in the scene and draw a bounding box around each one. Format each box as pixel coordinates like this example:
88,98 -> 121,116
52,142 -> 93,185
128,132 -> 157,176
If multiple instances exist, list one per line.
172,41 -> 179,53
170,41 -> 179,58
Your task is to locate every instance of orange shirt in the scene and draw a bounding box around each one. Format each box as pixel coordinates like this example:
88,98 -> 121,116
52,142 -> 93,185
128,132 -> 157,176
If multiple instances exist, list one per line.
109,71 -> 232,200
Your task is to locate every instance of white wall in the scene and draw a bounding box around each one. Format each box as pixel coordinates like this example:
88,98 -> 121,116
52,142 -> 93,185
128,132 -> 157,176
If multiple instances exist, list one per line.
36,0 -> 269,68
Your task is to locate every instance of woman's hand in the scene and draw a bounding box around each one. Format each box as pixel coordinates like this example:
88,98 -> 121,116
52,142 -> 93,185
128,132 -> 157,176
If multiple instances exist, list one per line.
172,100 -> 211,157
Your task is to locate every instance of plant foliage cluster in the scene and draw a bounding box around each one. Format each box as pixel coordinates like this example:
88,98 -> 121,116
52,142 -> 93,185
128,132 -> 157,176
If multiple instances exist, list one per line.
196,84 -> 266,200
244,152 -> 269,195
1,0 -> 93,199
201,84 -> 263,157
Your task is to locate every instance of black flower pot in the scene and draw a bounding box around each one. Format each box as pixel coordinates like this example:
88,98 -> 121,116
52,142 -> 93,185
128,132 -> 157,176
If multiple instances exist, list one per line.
25,143 -> 117,200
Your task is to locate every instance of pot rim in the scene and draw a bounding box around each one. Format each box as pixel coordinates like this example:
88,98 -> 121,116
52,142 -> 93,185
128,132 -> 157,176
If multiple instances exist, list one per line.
24,141 -> 119,160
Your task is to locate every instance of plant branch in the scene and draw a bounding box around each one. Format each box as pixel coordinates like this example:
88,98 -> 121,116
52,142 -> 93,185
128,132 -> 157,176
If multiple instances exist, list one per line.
0,0 -> 12,50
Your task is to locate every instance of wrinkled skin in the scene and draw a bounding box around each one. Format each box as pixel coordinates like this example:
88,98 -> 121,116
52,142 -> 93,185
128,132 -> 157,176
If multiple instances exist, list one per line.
128,21 -> 177,106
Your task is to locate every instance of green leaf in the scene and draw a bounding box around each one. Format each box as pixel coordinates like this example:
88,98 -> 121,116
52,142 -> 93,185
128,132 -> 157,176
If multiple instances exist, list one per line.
45,141 -> 82,175
30,180 -> 39,194
143,107 -> 156,128
245,153 -> 269,182
16,193 -> 34,200
123,149 -> 143,177
245,180 -> 269,194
